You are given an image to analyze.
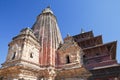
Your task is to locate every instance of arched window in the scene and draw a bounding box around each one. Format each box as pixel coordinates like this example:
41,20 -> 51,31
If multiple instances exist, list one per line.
12,52 -> 16,60
30,52 -> 33,58
66,55 -> 70,64
83,54 -> 87,64
83,55 -> 86,58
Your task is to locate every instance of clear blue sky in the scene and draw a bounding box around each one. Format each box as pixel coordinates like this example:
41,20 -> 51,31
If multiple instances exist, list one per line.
0,0 -> 120,66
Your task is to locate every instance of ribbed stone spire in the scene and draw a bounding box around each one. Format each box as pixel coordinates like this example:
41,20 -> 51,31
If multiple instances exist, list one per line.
32,7 -> 63,66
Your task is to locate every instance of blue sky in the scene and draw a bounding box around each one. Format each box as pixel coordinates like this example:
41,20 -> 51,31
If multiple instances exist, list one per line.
0,0 -> 120,66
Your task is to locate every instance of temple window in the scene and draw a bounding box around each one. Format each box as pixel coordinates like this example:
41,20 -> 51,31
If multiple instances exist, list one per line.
12,52 -> 16,60
30,52 -> 33,58
83,55 -> 88,65
83,55 -> 86,58
66,55 -> 70,64
96,53 -> 100,56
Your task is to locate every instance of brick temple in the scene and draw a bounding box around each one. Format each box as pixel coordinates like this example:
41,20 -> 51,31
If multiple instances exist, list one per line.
0,6 -> 120,80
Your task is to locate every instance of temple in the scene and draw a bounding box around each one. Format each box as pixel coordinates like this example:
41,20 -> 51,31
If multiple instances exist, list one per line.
0,7 -> 120,80
72,31 -> 120,80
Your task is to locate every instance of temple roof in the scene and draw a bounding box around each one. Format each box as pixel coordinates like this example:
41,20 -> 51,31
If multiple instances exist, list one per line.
73,31 -> 94,39
83,41 -> 117,59
12,27 -> 38,41
93,64 -> 119,70
83,41 -> 117,50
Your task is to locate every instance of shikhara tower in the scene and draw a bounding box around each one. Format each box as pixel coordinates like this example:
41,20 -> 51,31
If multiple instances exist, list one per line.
0,6 -> 120,80
32,7 -> 63,66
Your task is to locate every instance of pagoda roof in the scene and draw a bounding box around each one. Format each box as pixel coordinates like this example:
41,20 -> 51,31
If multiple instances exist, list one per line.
93,63 -> 120,70
90,63 -> 120,78
76,35 -> 103,44
83,41 -> 117,59
73,31 -> 94,38
83,41 -> 117,50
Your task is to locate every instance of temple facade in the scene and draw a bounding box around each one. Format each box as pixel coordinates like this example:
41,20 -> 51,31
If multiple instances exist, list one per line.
0,7 -> 120,80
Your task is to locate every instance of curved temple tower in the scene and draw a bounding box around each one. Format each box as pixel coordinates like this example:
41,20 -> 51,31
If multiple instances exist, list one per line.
32,7 -> 63,66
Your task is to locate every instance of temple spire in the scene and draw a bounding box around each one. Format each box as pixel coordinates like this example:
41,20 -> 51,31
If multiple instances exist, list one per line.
32,7 -> 63,66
